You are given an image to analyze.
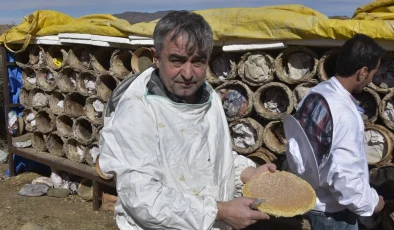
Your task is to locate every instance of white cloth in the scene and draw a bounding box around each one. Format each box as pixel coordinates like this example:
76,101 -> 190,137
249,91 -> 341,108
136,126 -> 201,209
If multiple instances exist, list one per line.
232,123 -> 256,148
287,77 -> 379,216
99,67 -> 255,230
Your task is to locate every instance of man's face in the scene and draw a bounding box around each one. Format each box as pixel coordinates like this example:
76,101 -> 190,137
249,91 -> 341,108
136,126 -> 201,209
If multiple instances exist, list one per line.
153,34 -> 209,103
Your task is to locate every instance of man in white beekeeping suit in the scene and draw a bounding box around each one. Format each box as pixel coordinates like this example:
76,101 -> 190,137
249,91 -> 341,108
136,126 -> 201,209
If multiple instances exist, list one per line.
98,10 -> 276,230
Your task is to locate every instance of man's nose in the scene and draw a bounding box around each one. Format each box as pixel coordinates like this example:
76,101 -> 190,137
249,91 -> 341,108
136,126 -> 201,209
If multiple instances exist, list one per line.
181,62 -> 194,80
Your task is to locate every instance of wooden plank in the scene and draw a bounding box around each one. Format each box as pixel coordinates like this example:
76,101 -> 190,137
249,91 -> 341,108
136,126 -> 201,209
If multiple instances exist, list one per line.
93,181 -> 101,211
10,147 -> 116,187
1,47 -> 14,176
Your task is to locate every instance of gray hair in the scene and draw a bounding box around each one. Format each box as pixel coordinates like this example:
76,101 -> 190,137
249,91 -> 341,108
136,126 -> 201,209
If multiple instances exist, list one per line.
153,10 -> 214,57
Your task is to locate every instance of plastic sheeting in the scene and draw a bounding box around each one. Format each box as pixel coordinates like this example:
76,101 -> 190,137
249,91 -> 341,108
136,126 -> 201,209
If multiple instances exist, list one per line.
4,1 -> 394,51
384,100 -> 394,123
263,89 -> 288,113
287,52 -> 313,80
222,89 -> 248,118
373,58 -> 394,89
364,130 -> 387,163
231,123 -> 256,148
244,54 -> 272,82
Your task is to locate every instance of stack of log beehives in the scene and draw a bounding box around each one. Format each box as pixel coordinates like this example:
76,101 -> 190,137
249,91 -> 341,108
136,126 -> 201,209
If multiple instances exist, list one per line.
15,45 -> 154,168
207,47 -> 394,170
14,45 -> 394,171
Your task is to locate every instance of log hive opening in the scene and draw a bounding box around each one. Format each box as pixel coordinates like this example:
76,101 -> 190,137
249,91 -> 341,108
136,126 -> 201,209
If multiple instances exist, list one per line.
109,49 -> 132,79
20,87 -> 31,108
64,138 -> 86,163
22,108 -> 37,132
215,81 -> 254,121
131,47 -> 154,73
91,47 -> 113,74
48,91 -> 65,115
66,46 -> 91,72
248,148 -> 278,166
210,52 -> 239,81
29,88 -> 48,110
95,155 -> 113,180
379,91 -> 394,130
32,132 -> 47,151
29,45 -> 45,69
56,114 -> 74,137
370,166 -> 394,200
22,67 -> 37,90
238,52 -> 274,86
364,124 -> 393,165
57,68 -> 77,93
37,68 -> 57,92
46,132 -> 65,157
254,82 -> 294,120
12,133 -> 32,148
317,49 -> 339,82
84,142 -> 98,166
275,47 -> 318,84
205,65 -> 223,86
64,93 -> 86,118
15,49 -> 29,68
263,121 -> 287,154
73,117 -> 95,145
229,118 -> 264,155
352,87 -> 380,123
46,46 -> 68,70
370,55 -> 394,93
84,96 -> 105,125
35,108 -> 56,134
76,72 -> 97,96
293,82 -> 318,109
96,74 -> 118,102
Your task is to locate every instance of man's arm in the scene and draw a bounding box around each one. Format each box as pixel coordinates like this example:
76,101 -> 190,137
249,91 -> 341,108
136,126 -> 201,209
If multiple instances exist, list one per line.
326,118 -> 382,216
232,153 -> 257,197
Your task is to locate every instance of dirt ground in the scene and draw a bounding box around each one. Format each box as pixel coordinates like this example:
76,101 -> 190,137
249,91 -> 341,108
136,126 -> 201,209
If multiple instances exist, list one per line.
0,163 -> 118,230
0,161 -> 311,230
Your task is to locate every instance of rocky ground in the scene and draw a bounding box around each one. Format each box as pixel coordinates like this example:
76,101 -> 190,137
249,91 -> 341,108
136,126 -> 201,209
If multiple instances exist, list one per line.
0,163 -> 117,230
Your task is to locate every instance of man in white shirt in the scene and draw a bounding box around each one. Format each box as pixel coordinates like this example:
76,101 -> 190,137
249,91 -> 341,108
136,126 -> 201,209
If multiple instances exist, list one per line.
98,10 -> 275,230
285,34 -> 385,230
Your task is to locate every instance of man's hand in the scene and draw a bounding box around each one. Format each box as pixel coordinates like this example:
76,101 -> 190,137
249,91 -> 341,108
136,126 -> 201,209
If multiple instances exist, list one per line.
216,197 -> 269,229
241,163 -> 277,184
374,195 -> 385,213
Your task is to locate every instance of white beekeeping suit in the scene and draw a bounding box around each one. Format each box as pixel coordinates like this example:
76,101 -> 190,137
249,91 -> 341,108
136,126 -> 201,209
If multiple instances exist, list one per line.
99,67 -> 255,230
285,77 -> 379,216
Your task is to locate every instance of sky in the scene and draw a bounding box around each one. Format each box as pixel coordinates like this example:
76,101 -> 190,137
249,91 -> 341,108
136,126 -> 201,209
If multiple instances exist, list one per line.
0,0 -> 372,24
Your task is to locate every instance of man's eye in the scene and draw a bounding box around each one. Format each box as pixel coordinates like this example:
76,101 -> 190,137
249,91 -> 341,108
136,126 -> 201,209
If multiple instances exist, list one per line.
193,60 -> 206,67
172,60 -> 182,67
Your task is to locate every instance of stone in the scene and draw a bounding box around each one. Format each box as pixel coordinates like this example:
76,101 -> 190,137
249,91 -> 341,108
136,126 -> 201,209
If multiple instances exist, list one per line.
47,188 -> 69,198
18,184 -> 48,197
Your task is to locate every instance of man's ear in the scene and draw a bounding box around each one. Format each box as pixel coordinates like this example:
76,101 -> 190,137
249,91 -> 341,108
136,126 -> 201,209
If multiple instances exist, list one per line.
151,47 -> 159,63
357,67 -> 369,81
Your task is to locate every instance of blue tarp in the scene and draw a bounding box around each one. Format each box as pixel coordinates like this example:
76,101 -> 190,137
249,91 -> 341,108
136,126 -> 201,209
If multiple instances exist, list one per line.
4,52 -> 50,176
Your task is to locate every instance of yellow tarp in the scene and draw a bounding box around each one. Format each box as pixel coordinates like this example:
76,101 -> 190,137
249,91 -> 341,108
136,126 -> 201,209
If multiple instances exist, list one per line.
353,0 -> 394,20
2,1 -> 394,53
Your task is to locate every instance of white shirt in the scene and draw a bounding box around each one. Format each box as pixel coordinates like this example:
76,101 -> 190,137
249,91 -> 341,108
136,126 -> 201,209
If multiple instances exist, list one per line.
287,77 -> 379,216
98,67 -> 255,229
